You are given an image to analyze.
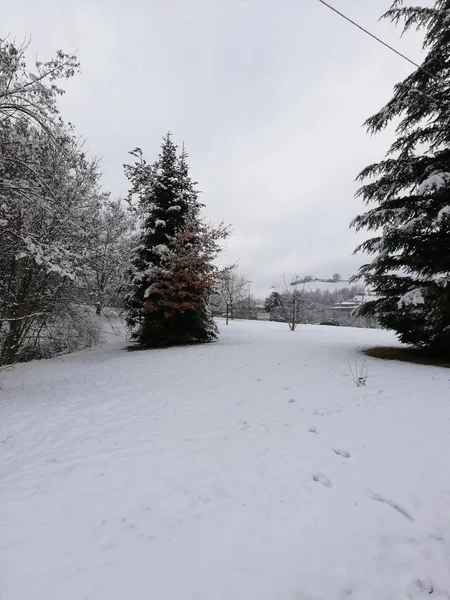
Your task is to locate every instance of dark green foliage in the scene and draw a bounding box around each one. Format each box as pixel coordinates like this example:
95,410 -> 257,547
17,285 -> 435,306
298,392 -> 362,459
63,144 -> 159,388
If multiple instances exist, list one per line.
351,1 -> 450,354
135,300 -> 216,348
125,134 -> 218,348
264,292 -> 283,313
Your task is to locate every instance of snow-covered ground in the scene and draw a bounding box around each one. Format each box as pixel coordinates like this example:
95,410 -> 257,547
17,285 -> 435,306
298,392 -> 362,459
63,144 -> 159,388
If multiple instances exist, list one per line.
301,280 -> 359,292
1,320 -> 450,600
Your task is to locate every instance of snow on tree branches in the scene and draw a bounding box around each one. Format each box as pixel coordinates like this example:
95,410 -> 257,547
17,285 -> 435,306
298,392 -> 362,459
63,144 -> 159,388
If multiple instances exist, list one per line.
141,220 -> 229,318
351,0 -> 450,354
0,41 -> 129,365
0,38 -> 79,132
125,133 -> 229,347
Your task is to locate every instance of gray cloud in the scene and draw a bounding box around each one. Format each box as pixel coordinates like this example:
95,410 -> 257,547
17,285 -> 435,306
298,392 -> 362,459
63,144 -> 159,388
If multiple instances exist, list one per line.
3,0 -> 430,297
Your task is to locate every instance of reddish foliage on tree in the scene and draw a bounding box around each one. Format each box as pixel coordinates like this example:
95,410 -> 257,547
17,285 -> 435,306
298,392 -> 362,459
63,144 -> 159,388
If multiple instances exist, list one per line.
141,220 -> 229,318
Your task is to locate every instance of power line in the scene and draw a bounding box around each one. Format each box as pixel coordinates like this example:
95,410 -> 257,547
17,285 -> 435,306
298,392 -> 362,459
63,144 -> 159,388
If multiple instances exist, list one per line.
316,0 -> 437,81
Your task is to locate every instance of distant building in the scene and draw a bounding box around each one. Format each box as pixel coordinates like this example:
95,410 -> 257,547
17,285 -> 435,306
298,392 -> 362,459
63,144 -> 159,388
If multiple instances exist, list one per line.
328,293 -> 378,328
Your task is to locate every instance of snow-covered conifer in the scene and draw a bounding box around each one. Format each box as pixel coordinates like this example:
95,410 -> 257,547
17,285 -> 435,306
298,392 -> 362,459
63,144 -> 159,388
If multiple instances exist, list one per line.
124,133 -> 228,347
352,1 -> 450,353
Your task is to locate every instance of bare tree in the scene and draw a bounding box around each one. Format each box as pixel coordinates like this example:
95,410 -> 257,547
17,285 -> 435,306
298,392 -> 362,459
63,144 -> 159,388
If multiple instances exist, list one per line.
0,38 -> 79,132
0,41 -> 125,365
267,277 -> 306,330
78,199 -> 134,315
0,122 -> 107,365
211,264 -> 249,319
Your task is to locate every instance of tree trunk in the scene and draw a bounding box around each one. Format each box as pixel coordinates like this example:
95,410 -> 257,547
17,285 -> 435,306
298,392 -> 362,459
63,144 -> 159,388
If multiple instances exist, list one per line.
0,320 -> 22,365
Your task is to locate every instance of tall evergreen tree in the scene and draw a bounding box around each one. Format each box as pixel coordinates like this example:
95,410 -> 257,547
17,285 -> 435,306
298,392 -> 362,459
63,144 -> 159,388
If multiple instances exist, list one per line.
125,133 -> 225,347
352,0 -> 450,354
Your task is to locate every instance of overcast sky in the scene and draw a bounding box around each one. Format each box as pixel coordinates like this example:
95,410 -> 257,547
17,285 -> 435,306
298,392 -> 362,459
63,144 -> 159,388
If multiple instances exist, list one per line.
3,0 -> 429,297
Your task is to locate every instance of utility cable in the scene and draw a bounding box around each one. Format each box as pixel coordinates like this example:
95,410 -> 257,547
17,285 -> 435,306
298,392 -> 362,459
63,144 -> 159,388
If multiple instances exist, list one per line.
316,0 -> 437,81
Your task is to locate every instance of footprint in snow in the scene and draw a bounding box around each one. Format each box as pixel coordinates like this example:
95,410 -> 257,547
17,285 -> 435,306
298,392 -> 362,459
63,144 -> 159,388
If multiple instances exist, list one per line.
332,448 -> 351,459
288,398 -> 296,404
211,483 -> 231,499
198,495 -> 211,504
408,577 -> 434,598
311,473 -> 332,488
367,490 -> 415,522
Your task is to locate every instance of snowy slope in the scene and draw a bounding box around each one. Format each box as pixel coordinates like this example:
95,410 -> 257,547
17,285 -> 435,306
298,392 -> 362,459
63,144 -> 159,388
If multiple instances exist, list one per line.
1,321 -> 450,600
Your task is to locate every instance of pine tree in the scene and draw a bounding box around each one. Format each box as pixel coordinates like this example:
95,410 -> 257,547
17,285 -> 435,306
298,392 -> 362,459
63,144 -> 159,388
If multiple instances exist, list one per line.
264,291 -> 287,322
124,133 -> 226,347
352,0 -> 450,354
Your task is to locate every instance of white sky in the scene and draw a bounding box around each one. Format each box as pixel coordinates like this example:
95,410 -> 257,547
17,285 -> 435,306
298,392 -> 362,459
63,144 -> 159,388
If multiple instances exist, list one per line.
3,0 -> 430,297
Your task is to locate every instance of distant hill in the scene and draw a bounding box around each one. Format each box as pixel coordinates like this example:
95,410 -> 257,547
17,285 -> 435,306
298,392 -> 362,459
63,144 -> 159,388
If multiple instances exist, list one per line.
293,280 -> 363,293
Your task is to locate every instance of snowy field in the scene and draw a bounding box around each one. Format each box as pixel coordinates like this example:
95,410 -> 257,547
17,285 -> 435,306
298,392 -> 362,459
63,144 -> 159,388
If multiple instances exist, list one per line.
1,320 -> 450,600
